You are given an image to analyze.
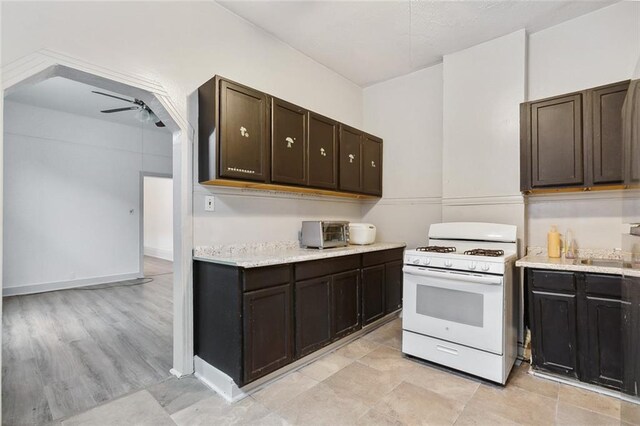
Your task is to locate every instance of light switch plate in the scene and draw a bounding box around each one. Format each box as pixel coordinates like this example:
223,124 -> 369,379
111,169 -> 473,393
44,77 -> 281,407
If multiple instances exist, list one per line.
205,195 -> 215,212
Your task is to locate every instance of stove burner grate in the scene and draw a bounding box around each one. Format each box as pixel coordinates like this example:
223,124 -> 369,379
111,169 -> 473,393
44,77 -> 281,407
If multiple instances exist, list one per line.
416,246 -> 456,253
464,249 -> 504,257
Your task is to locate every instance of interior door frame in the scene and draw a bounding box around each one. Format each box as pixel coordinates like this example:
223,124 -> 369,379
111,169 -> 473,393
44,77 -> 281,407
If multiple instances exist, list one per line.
140,172 -> 174,276
0,50 -> 196,389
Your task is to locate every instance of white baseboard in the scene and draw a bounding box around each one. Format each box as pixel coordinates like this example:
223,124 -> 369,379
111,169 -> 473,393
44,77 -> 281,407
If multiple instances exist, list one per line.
3,272 -> 142,297
144,246 -> 174,261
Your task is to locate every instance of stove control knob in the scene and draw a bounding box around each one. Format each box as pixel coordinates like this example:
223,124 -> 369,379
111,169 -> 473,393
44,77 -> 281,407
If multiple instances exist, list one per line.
468,262 -> 476,270
412,258 -> 421,265
422,258 -> 431,266
481,264 -> 490,272
444,260 -> 453,268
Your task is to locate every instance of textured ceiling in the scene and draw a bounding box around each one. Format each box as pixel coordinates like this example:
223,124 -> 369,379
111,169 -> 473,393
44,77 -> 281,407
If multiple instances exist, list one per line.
6,77 -> 170,131
217,0 -> 615,86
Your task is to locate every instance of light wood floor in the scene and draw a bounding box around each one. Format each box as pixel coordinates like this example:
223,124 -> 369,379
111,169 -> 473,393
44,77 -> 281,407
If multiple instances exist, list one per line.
2,256 -> 174,425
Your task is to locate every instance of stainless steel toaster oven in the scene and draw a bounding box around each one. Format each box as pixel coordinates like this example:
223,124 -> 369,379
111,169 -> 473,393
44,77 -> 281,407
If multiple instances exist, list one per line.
301,221 -> 349,249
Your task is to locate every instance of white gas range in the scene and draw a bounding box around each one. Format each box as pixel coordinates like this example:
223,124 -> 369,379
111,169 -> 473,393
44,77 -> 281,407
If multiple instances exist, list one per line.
402,222 -> 518,384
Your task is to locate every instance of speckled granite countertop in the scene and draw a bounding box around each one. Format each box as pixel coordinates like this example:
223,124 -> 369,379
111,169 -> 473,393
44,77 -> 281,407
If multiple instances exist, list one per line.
193,241 -> 406,268
516,251 -> 640,278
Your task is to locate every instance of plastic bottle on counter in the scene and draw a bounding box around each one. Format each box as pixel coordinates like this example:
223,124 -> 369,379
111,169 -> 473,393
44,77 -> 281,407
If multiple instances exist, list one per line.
565,229 -> 576,259
548,225 -> 562,258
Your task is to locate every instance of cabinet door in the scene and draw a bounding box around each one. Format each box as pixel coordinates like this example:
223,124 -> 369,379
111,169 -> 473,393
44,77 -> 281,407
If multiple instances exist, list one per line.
308,113 -> 338,189
385,261 -> 403,313
219,80 -> 269,182
243,284 -> 293,383
272,98 -> 307,185
339,125 -> 362,192
362,135 -> 382,196
331,270 -> 360,339
529,94 -> 584,188
623,277 -> 640,396
590,82 -> 629,185
361,265 -> 385,325
295,276 -> 332,357
583,296 -> 625,390
624,82 -> 640,185
531,290 -> 579,377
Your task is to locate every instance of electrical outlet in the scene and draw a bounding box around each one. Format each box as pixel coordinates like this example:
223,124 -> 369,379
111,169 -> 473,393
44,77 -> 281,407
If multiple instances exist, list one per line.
205,195 -> 215,212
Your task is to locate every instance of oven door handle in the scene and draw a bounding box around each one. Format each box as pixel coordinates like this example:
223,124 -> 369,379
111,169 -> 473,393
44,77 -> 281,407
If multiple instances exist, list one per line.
403,266 -> 502,285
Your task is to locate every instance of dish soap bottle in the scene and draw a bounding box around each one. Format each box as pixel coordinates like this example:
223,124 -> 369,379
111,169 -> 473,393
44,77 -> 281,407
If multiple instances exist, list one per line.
548,225 -> 561,258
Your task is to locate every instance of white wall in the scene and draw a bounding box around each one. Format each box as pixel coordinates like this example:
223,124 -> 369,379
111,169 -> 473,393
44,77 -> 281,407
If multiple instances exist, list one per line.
3,101 -> 172,295
361,65 -> 443,248
442,30 -> 527,248
144,176 -> 173,261
526,2 -> 640,250
1,2 -> 365,249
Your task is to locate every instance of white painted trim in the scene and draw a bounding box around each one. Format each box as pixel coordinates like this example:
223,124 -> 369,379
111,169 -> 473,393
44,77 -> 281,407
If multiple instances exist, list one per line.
363,196 -> 443,206
1,49 -> 195,379
442,194 -> 525,206
195,311 -> 400,402
194,357 -> 248,403
525,189 -> 640,203
532,369 -> 640,405
144,247 -> 174,262
2,272 -> 142,297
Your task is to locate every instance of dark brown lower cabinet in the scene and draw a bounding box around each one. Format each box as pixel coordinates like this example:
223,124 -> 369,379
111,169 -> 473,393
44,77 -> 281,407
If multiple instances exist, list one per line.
244,284 -> 294,383
194,247 -> 403,387
527,269 -> 637,394
332,270 -> 360,339
530,290 -> 579,377
582,296 -> 624,389
362,265 -> 386,325
385,261 -> 403,314
295,277 -> 332,357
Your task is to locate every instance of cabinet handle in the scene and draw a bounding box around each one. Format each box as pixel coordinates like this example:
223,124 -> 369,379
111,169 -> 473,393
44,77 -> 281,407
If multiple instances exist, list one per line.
371,161 -> 376,168
320,147 -> 327,157
349,154 -> 355,163
286,137 -> 296,148
240,126 -> 250,138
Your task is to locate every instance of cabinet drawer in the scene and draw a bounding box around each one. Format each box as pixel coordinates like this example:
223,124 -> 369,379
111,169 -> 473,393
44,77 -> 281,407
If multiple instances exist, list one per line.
362,248 -> 404,267
243,265 -> 292,292
295,255 -> 360,281
585,273 -> 622,299
530,269 -> 576,292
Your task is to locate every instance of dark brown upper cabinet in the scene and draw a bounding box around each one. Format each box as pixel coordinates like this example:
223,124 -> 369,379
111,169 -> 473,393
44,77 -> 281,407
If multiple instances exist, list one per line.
219,79 -> 269,182
623,81 -> 640,185
523,93 -> 584,189
198,75 -> 383,197
308,112 -> 338,190
588,81 -> 629,185
271,98 -> 307,186
362,134 -> 383,196
521,80 -> 631,192
339,125 -> 363,192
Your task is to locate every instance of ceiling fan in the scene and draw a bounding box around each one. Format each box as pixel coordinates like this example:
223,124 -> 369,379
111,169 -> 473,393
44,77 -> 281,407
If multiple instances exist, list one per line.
91,90 -> 165,128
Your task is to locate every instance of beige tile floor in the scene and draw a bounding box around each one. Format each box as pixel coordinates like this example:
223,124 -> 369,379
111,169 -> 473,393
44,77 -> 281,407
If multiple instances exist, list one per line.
58,318 -> 640,426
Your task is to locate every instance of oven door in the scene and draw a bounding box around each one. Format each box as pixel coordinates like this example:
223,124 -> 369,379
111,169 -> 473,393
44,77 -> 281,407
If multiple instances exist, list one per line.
403,266 -> 504,354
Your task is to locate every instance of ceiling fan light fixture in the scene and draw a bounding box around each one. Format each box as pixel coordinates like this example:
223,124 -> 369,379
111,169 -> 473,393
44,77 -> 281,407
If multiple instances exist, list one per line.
135,108 -> 152,123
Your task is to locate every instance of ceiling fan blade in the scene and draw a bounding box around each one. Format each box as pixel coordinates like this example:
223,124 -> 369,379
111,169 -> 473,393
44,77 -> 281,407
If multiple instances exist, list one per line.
155,120 -> 166,128
101,107 -> 138,113
92,91 -> 135,103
